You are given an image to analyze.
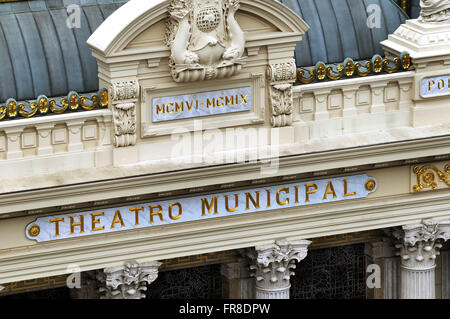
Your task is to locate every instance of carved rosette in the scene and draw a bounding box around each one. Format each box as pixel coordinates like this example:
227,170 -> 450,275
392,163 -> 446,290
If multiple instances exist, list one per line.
267,60 -> 297,128
165,0 -> 246,83
111,81 -> 139,148
97,261 -> 162,299
246,239 -> 311,299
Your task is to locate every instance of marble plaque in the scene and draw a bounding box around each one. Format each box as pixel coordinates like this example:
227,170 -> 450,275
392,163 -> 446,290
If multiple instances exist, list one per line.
152,86 -> 252,122
26,174 -> 377,243
421,75 -> 450,98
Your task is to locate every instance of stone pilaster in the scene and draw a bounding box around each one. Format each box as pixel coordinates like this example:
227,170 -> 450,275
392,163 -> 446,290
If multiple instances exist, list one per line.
245,239 -> 311,299
97,260 -> 162,299
70,271 -> 100,299
393,220 -> 450,299
365,238 -> 399,299
441,249 -> 450,299
267,60 -> 297,128
221,258 -> 254,299
111,81 -> 139,148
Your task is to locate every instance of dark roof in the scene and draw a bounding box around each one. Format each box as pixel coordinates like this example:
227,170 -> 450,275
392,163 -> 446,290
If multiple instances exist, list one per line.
0,0 -> 126,103
279,0 -> 408,67
0,0 -> 409,103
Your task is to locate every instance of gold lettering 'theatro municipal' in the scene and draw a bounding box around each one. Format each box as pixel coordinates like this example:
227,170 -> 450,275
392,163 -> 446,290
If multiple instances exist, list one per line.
31,175 -> 376,242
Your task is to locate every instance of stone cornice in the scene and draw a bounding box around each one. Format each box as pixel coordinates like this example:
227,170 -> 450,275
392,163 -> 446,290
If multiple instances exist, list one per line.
0,135 -> 449,216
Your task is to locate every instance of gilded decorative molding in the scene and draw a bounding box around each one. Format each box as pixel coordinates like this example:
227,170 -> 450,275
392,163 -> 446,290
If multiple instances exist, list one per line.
412,164 -> 450,192
0,89 -> 108,121
268,60 -> 297,128
164,0 -> 246,83
297,52 -> 412,84
401,0 -> 408,12
111,81 -> 139,148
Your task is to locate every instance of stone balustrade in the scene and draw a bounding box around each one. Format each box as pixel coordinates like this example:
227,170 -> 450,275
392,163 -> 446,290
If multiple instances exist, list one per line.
293,71 -> 415,141
0,110 -> 113,179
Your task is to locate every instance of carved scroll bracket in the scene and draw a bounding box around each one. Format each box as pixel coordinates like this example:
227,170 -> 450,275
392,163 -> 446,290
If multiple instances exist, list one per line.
111,81 -> 140,148
267,60 -> 297,128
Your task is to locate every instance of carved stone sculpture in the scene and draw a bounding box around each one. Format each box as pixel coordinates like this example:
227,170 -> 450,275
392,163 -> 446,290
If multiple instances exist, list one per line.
419,0 -> 450,23
97,261 -> 162,299
245,239 -> 311,299
267,60 -> 297,127
165,0 -> 246,82
111,81 -> 139,147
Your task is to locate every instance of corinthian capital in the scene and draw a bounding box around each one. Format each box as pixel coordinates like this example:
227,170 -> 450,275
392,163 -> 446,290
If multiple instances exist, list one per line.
393,220 -> 450,269
246,239 -> 310,298
97,260 -> 162,299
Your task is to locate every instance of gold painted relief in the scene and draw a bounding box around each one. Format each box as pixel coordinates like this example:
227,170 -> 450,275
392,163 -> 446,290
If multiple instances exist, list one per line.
412,163 -> 450,192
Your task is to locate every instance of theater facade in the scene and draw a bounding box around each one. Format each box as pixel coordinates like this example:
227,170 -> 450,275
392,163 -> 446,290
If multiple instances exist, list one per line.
0,0 -> 449,299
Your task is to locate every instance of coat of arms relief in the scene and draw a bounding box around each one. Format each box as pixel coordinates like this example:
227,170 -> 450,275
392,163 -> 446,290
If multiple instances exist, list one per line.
164,0 -> 246,82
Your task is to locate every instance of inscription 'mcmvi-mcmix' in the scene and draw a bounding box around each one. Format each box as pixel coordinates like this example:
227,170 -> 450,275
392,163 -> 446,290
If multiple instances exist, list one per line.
26,175 -> 377,243
152,86 -> 252,122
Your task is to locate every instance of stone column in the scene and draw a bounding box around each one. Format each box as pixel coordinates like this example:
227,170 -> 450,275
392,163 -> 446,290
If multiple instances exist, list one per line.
97,260 -> 162,299
393,220 -> 450,299
441,250 -> 450,299
245,239 -> 311,299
